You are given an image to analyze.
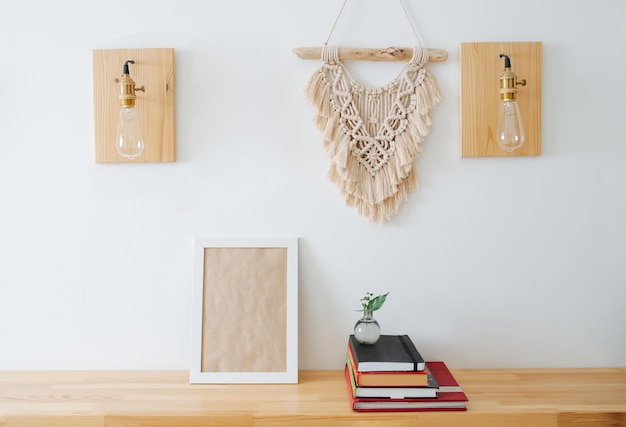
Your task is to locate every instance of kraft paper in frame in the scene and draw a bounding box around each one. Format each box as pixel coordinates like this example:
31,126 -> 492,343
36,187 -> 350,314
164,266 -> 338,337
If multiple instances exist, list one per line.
201,247 -> 287,373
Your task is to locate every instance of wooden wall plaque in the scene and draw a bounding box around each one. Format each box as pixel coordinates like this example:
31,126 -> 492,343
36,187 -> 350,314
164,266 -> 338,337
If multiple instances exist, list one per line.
460,42 -> 542,157
93,48 -> 176,163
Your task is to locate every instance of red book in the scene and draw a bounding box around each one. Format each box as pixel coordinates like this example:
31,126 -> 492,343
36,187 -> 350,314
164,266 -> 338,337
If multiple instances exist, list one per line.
345,361 -> 468,412
347,346 -> 430,387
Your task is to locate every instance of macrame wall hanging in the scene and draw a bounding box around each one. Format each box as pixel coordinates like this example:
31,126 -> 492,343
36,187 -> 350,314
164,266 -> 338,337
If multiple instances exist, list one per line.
294,0 -> 447,223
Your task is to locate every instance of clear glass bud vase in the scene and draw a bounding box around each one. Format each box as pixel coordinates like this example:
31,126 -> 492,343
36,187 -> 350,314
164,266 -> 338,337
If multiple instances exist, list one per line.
354,310 -> 381,344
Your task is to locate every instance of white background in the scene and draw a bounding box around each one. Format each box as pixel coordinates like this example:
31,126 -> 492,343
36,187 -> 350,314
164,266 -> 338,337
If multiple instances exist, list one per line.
0,0 -> 624,370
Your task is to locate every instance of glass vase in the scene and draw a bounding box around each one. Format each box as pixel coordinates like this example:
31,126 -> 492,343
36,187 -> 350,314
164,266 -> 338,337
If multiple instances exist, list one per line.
353,310 -> 381,344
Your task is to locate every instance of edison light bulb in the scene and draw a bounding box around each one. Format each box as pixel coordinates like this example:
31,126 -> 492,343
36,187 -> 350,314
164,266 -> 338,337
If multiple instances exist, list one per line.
115,60 -> 145,159
496,54 -> 525,153
496,99 -> 525,152
116,106 -> 144,159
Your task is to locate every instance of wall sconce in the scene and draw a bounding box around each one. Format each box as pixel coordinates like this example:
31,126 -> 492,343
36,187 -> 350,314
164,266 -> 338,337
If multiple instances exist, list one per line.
459,42 -> 542,158
93,48 -> 176,163
116,60 -> 145,159
497,54 -> 526,153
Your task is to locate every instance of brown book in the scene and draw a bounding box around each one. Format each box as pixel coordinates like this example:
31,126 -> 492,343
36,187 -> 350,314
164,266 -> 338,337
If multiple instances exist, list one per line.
347,345 -> 429,386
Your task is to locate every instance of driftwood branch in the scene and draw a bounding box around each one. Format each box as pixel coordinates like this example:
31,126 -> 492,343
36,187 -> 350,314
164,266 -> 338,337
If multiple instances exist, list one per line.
292,46 -> 448,62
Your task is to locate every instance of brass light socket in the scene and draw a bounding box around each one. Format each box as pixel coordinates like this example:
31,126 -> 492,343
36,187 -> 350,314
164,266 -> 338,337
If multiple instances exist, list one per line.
118,73 -> 137,108
499,68 -> 518,101
117,60 -> 145,108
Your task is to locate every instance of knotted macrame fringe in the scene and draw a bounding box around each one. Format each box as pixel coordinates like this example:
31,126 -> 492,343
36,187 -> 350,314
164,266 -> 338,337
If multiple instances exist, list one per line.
305,48 -> 441,223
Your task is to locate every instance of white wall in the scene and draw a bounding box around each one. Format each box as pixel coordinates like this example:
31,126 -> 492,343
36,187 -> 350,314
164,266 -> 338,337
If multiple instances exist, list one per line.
0,0 -> 624,370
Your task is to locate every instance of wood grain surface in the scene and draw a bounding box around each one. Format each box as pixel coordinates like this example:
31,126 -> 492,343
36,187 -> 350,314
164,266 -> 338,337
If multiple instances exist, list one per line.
0,368 -> 624,426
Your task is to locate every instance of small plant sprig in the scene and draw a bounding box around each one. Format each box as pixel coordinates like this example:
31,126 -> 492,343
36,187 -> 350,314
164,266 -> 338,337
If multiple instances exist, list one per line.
358,292 -> 389,312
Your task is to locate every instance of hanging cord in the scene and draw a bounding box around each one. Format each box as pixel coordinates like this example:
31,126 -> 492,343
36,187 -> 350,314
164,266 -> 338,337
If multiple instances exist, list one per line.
397,0 -> 423,47
324,0 -> 424,47
324,0 -> 349,45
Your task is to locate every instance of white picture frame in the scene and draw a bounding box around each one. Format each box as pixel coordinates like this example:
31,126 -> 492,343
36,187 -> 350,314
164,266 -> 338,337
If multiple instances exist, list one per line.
190,236 -> 298,384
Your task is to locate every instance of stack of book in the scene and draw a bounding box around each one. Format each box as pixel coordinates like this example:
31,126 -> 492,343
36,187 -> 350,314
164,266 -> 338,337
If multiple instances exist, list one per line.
345,334 -> 468,412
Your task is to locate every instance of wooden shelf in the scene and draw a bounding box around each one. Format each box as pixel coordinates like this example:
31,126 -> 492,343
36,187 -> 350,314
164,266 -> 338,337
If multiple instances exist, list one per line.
1,368 -> 625,426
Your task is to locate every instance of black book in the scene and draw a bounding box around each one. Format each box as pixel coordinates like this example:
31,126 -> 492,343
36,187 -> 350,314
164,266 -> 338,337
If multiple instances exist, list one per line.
348,334 -> 425,372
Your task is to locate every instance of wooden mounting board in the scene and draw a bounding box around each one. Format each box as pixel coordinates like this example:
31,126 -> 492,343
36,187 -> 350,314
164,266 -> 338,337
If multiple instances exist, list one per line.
93,48 -> 176,163
460,42 -> 542,157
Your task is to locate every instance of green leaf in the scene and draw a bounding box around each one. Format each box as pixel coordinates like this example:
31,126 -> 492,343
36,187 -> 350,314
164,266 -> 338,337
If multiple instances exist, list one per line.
366,292 -> 389,311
